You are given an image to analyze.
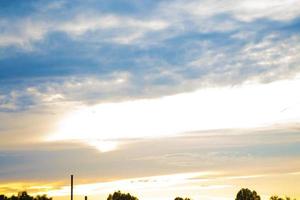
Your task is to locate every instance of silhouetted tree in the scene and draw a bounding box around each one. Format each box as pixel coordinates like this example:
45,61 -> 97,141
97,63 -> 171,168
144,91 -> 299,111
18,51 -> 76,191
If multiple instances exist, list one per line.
270,196 -> 283,200
174,197 -> 191,200
107,191 -> 138,200
34,195 -> 52,200
0,195 -> 7,200
235,188 -> 261,200
10,195 -> 18,200
270,196 -> 296,200
18,191 -> 33,200
0,192 -> 51,200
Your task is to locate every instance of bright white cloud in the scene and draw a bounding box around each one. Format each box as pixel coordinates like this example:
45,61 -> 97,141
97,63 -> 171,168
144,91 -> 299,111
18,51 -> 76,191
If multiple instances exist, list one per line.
46,76 -> 300,150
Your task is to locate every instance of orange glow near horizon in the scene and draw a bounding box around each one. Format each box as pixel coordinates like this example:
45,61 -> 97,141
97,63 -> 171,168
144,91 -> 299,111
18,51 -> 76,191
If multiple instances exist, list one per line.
1,170 -> 300,200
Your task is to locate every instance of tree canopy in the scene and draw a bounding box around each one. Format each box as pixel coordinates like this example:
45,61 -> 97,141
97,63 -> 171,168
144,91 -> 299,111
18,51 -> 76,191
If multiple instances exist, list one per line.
270,196 -> 296,200
107,191 -> 138,200
0,192 -> 51,200
174,197 -> 191,200
0,189 -> 297,200
235,188 -> 261,200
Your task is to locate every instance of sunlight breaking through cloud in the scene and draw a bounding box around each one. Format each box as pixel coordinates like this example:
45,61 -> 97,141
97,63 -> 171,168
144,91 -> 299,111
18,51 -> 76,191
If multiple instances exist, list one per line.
46,76 -> 300,152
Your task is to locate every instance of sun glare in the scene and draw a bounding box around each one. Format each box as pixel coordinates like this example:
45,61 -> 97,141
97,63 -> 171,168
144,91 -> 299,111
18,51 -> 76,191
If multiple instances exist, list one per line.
87,140 -> 118,152
46,77 -> 300,152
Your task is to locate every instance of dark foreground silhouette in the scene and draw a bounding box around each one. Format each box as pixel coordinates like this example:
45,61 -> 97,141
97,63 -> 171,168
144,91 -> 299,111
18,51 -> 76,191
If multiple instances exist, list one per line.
0,192 -> 51,200
0,189 -> 297,200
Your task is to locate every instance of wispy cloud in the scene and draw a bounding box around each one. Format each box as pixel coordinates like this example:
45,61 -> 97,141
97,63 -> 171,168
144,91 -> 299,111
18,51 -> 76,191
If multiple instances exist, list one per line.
158,0 -> 300,22
0,0 -> 299,112
0,11 -> 169,48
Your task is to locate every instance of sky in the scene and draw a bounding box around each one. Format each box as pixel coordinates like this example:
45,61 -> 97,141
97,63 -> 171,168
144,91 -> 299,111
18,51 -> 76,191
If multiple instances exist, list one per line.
0,0 -> 300,200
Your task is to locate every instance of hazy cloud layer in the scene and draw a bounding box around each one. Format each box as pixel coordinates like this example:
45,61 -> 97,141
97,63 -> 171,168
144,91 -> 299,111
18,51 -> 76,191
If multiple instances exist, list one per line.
1,126 -> 300,182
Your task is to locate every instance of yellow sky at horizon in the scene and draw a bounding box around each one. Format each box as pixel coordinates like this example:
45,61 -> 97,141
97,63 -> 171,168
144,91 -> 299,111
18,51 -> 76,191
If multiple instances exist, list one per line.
0,166 -> 300,200
1,169 -> 300,200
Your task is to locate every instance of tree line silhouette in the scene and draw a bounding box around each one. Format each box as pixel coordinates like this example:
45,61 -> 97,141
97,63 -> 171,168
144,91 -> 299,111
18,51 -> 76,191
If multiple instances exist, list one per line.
0,192 -> 51,200
0,189 -> 297,200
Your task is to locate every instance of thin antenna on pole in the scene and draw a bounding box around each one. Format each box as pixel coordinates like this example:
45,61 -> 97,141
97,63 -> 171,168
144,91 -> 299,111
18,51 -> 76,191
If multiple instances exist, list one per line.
71,175 -> 74,200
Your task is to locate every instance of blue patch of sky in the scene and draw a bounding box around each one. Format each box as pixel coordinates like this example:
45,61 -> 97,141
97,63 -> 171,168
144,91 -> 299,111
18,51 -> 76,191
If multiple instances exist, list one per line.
74,0 -> 158,16
278,17 -> 300,33
0,0 -> 37,18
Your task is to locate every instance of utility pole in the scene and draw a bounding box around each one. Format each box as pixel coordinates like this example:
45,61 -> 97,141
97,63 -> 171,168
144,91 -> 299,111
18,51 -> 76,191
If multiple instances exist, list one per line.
71,175 -> 74,200
85,196 -> 87,200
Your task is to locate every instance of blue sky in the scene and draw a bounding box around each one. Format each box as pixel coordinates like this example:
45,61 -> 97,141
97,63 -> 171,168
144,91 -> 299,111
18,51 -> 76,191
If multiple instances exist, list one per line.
1,0 -> 300,111
1,1 -> 300,200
